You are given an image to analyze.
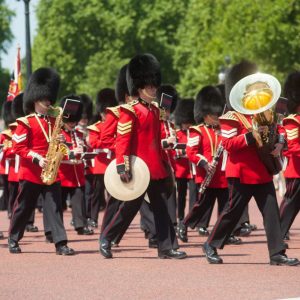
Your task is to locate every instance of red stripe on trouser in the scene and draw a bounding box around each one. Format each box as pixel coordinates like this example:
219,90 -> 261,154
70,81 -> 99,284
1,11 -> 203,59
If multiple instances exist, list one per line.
279,178 -> 296,217
101,204 -> 123,239
8,183 -> 22,235
207,182 -> 233,244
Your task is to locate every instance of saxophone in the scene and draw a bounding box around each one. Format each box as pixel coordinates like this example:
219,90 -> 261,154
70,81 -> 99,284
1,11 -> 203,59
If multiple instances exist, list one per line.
41,107 -> 69,185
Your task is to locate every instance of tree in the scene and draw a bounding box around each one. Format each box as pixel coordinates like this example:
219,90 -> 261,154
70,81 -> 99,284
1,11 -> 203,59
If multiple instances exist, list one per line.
32,0 -> 188,100
174,0 -> 300,97
0,0 -> 14,108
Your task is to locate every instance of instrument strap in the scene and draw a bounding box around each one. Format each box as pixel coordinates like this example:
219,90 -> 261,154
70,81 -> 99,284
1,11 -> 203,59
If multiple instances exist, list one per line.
233,112 -> 252,131
203,126 -> 218,157
35,114 -> 51,143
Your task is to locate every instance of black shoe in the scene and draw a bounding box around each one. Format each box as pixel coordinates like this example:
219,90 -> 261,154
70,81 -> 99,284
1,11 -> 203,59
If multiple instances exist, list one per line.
70,220 -> 74,227
148,238 -> 158,249
45,234 -> 54,243
202,242 -> 223,264
270,254 -> 300,266
26,224 -> 39,232
111,241 -> 119,248
284,232 -> 290,241
177,222 -> 188,243
198,227 -> 209,236
76,227 -> 94,235
0,231 -> 4,240
234,226 -> 251,237
242,222 -> 257,231
99,239 -> 112,258
225,235 -> 242,245
8,238 -> 21,254
158,249 -> 187,259
87,219 -> 98,228
56,244 -> 75,256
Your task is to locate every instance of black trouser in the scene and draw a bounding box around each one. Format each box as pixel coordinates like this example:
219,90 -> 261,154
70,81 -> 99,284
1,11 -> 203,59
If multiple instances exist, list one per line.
85,174 -> 94,219
207,178 -> 285,257
184,187 -> 228,229
8,181 -> 35,224
9,181 -> 67,245
90,174 -> 106,222
0,174 -> 8,210
101,179 -> 178,252
167,187 -> 177,226
140,199 -> 157,240
61,186 -> 87,230
176,178 -> 198,221
280,178 -> 300,239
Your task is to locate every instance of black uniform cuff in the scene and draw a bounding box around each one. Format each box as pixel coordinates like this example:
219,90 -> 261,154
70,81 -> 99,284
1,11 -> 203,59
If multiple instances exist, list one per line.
117,164 -> 126,174
198,160 -> 208,168
245,132 -> 256,145
162,140 -> 170,149
32,157 -> 40,165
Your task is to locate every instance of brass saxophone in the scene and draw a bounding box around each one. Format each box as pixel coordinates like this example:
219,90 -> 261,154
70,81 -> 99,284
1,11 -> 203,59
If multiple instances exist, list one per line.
41,107 -> 69,185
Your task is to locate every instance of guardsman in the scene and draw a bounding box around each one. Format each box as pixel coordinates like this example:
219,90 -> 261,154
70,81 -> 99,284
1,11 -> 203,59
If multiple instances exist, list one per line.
8,67 -> 74,255
100,53 -> 187,259
202,60 -> 299,266
279,71 -> 300,241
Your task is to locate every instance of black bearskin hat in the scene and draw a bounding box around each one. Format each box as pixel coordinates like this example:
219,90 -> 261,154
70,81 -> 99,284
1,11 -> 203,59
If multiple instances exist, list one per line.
156,84 -> 178,113
2,101 -> 14,127
12,93 -> 25,120
174,98 -> 195,126
96,88 -> 118,114
283,71 -> 300,114
194,86 -> 225,124
60,94 -> 83,123
115,64 -> 129,104
79,93 -> 93,122
126,53 -> 161,97
225,60 -> 258,109
23,67 -> 60,114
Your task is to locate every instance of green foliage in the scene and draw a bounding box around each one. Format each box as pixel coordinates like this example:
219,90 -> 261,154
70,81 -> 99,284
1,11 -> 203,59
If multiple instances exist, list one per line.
32,0 -> 188,100
32,0 -> 300,101
0,0 -> 14,108
174,0 -> 300,97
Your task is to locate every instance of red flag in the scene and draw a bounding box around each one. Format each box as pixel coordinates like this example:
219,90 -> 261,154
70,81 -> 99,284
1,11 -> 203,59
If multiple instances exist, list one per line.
6,46 -> 22,102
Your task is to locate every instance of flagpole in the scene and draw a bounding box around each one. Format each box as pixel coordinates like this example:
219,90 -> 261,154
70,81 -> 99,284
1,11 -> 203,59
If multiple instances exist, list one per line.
17,0 -> 32,80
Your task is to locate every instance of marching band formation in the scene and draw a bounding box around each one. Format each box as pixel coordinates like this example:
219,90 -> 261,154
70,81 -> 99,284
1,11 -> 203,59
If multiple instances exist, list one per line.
0,53 -> 300,266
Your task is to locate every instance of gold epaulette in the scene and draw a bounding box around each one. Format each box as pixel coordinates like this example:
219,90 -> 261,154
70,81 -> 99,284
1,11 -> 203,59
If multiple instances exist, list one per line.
189,124 -> 203,134
152,101 -> 159,108
106,106 -> 120,118
1,129 -> 12,138
159,108 -> 166,121
121,101 -> 137,116
17,115 -> 31,127
9,122 -> 18,129
87,123 -> 100,132
284,114 -> 300,125
219,111 -> 239,122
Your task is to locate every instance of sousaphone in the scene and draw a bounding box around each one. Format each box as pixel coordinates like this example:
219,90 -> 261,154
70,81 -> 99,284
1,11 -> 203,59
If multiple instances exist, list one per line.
104,156 -> 150,201
229,72 -> 283,175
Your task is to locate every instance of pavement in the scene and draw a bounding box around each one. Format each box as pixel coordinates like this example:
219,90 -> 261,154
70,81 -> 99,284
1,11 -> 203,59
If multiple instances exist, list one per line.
0,198 -> 300,300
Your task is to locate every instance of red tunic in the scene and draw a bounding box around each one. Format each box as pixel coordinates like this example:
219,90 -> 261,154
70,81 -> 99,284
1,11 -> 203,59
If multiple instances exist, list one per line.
186,124 -> 227,187
87,120 -> 114,174
173,129 -> 192,179
4,124 -> 20,182
1,128 -> 15,177
58,128 -> 85,187
116,100 -> 167,179
12,113 -> 58,185
219,111 -> 273,184
282,114 -> 300,178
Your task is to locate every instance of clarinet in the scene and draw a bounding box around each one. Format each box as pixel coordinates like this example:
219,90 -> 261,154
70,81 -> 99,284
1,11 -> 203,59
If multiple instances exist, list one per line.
199,142 -> 224,194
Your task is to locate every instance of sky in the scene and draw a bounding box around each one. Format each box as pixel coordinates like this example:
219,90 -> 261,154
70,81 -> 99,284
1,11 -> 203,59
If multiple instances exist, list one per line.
1,0 -> 39,70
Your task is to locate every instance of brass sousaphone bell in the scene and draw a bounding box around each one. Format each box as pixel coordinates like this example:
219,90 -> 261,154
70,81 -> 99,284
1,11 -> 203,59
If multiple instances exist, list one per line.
229,72 -> 283,175
104,156 -> 150,201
